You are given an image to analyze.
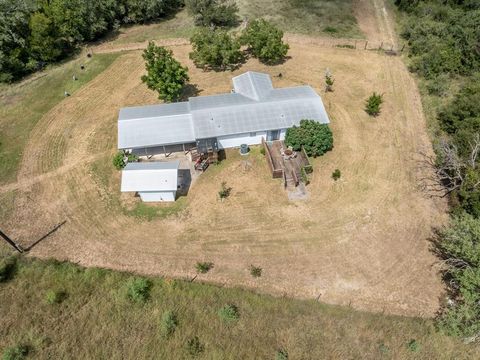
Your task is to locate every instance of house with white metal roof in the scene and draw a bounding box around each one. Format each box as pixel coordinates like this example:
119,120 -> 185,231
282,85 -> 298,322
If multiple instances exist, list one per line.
118,71 -> 330,154
121,161 -> 179,202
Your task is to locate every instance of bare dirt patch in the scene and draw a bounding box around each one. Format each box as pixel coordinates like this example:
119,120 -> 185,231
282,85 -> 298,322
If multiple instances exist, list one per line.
1,41 -> 447,317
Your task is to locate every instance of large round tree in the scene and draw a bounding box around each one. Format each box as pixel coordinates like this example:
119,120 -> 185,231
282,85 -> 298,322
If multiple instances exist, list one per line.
285,119 -> 333,157
241,19 -> 289,65
141,42 -> 189,102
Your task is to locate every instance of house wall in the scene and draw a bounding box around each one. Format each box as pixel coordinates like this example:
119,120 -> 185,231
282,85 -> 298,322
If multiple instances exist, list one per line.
217,129 -> 287,149
138,191 -> 176,202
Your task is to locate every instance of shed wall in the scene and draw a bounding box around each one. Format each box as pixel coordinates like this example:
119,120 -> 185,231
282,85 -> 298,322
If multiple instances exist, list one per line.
138,191 -> 176,202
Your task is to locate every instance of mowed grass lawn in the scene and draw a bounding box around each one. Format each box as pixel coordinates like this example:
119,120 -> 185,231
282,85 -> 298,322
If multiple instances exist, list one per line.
0,249 -> 478,359
0,53 -> 120,185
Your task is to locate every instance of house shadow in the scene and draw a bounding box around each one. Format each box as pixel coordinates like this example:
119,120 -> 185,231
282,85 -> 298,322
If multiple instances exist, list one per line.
177,169 -> 192,197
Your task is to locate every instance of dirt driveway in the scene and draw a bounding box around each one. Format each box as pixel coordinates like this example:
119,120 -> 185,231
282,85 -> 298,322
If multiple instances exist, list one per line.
0,36 -> 447,317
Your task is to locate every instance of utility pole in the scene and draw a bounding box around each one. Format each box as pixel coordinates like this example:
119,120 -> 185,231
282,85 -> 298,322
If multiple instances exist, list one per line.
0,229 -> 24,253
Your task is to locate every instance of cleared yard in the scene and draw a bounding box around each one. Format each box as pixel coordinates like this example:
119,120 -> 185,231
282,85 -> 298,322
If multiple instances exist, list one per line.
0,39 -> 447,317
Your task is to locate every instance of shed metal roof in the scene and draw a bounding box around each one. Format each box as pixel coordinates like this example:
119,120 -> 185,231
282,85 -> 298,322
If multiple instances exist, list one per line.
121,161 -> 179,192
118,72 -> 330,149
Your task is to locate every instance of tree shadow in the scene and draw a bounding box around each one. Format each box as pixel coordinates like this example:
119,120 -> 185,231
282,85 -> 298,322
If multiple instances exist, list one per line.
180,84 -> 202,101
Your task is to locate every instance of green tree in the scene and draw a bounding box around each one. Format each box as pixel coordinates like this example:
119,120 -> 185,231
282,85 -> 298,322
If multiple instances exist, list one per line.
141,42 -> 189,102
124,0 -> 180,24
364,92 -> 383,116
241,19 -> 289,65
189,28 -> 243,70
29,12 -> 62,63
185,0 -> 239,27
285,119 -> 333,157
435,213 -> 480,337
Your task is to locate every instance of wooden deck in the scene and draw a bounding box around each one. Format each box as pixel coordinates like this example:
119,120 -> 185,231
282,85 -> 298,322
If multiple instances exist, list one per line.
264,140 -> 310,188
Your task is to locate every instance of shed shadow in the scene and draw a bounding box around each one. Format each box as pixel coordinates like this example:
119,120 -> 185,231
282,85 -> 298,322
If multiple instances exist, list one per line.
177,169 -> 192,197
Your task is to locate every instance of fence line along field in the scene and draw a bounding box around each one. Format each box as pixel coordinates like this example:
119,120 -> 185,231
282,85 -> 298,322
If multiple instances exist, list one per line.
1,38 -> 447,317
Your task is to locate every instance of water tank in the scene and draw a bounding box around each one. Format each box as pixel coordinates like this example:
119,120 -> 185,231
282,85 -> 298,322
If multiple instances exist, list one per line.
240,143 -> 249,155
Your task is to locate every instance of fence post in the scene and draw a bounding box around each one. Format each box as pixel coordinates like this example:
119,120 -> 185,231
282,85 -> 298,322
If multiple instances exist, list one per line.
364,40 -> 368,50
379,42 -> 383,50
354,40 -> 357,49
401,44 -> 405,52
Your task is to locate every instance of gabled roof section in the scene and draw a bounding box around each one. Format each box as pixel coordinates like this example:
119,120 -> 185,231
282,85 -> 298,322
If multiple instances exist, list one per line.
118,103 -> 195,149
232,71 -> 273,100
188,92 -> 254,111
121,161 -> 179,192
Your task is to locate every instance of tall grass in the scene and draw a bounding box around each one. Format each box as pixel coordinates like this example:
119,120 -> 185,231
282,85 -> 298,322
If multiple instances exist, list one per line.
0,251 -> 478,359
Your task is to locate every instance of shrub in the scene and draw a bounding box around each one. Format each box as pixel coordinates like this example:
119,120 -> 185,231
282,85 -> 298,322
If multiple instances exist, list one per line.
126,277 -> 152,303
325,69 -> 334,92
435,213 -> 480,337
407,339 -> 420,352
426,75 -> 449,97
2,344 -> 29,360
141,42 -> 189,102
0,256 -> 17,282
160,310 -> 178,338
365,92 -> 383,116
218,304 -> 240,323
195,261 -> 214,274
332,169 -> 341,181
249,265 -> 262,278
45,289 -> 67,304
285,119 -> 333,157
260,147 -> 266,155
300,167 -> 310,185
185,336 -> 204,357
241,19 -> 289,65
275,349 -> 288,360
218,181 -> 232,199
112,152 -> 126,170
189,28 -> 243,71
185,0 -> 239,27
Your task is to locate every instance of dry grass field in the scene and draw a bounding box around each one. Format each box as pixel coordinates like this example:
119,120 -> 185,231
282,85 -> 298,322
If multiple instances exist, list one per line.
0,38 -> 447,317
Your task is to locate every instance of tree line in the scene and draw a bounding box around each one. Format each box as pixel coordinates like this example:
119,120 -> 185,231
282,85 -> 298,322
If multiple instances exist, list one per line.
396,0 -> 480,340
0,0 -> 182,82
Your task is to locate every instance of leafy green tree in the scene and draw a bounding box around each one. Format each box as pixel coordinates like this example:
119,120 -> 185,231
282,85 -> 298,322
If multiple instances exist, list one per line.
29,12 -> 62,63
185,0 -> 239,27
435,213 -> 480,337
141,42 -> 189,102
0,0 -> 35,82
241,19 -> 289,65
124,0 -> 181,24
285,119 -> 333,157
365,92 -> 383,116
189,28 -> 243,70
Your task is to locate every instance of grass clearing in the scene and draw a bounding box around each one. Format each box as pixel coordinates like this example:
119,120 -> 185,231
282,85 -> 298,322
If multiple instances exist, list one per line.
0,53 -> 120,185
237,0 -> 362,38
0,253 -> 478,359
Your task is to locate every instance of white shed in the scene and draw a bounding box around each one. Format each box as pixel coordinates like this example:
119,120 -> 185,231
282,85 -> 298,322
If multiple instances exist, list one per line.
121,161 -> 179,202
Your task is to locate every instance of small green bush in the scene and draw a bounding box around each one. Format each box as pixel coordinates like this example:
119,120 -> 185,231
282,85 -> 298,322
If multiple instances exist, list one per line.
2,344 -> 29,360
160,310 -> 178,338
275,349 -> 289,360
218,304 -> 240,323
332,169 -> 341,181
0,257 -> 17,282
300,167 -> 310,185
323,26 -> 338,34
365,92 -> 384,116
303,164 -> 313,174
185,336 -> 204,357
112,152 -> 126,170
45,289 -> 67,305
249,265 -> 262,278
126,277 -> 151,303
407,339 -> 420,352
195,262 -> 214,274
260,147 -> 266,155
218,181 -> 232,199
